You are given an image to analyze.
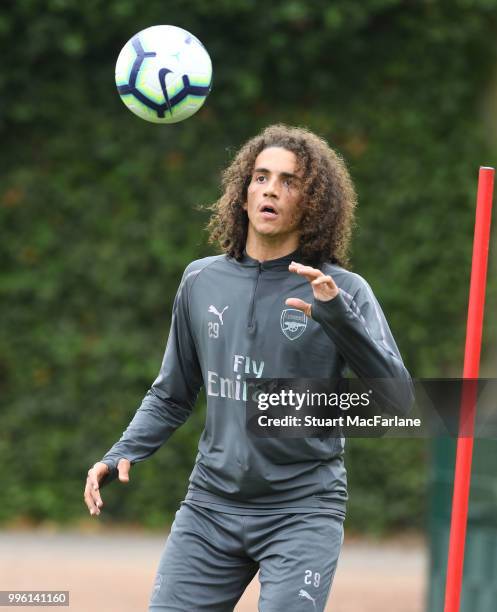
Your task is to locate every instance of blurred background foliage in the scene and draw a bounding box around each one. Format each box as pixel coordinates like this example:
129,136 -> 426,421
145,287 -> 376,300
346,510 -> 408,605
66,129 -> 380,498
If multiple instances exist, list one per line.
1,0 -> 497,532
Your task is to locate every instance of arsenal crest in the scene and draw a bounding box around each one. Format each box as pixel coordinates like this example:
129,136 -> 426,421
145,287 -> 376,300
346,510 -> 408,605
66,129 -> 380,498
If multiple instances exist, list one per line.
280,309 -> 307,341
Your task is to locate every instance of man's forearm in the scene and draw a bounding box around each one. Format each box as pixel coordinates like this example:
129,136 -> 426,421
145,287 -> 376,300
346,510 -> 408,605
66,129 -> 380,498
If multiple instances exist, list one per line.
100,388 -> 194,484
312,291 -> 414,415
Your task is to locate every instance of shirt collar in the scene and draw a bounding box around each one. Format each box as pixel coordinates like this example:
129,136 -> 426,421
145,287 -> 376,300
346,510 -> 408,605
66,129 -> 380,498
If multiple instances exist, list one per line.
240,247 -> 302,269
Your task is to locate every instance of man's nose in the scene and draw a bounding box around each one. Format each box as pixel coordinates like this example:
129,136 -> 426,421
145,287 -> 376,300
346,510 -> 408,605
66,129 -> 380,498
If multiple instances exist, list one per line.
263,177 -> 279,197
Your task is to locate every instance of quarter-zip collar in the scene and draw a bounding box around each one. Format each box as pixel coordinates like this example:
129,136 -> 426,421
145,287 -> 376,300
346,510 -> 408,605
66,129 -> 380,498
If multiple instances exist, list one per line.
243,248 -> 302,334
240,247 -> 301,269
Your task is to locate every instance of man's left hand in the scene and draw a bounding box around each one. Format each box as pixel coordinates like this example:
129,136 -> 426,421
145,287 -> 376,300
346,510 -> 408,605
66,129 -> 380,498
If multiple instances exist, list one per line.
286,261 -> 339,318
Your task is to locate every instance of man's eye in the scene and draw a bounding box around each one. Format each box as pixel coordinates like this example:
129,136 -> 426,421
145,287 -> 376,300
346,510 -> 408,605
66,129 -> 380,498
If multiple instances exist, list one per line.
255,175 -> 266,183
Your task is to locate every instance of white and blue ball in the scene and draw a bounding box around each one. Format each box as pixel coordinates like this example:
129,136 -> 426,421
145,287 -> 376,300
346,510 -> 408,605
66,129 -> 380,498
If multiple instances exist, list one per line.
115,25 -> 212,124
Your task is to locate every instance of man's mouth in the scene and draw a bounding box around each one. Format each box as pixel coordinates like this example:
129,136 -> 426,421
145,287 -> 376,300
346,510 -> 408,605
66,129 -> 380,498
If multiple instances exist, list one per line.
260,204 -> 278,219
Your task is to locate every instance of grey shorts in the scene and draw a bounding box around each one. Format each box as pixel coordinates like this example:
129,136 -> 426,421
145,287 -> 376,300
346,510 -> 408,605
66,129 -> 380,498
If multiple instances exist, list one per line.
149,502 -> 344,612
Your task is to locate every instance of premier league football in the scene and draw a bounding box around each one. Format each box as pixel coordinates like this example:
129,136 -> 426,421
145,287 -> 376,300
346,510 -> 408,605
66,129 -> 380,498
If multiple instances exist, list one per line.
115,25 -> 212,124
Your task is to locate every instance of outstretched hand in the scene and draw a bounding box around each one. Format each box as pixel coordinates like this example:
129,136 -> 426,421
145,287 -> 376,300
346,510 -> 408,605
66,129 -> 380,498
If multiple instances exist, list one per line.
84,458 -> 131,517
286,261 -> 339,318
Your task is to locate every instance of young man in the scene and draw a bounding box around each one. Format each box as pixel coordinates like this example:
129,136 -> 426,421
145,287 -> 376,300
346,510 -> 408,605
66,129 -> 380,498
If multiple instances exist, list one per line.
84,125 -> 412,611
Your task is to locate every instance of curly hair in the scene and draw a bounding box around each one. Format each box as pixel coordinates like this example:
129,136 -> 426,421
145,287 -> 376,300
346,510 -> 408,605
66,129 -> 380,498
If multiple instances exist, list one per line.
207,124 -> 357,267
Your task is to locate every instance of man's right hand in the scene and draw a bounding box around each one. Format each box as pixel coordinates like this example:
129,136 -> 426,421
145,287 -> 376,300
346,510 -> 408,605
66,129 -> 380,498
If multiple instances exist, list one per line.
84,459 -> 131,517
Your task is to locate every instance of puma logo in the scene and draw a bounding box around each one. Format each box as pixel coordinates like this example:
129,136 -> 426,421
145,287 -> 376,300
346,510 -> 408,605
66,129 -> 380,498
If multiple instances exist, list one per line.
298,589 -> 317,609
208,305 -> 229,325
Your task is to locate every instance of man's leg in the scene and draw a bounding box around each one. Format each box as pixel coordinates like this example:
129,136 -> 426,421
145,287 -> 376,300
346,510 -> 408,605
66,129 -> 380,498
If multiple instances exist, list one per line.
149,503 -> 258,611
249,512 -> 344,612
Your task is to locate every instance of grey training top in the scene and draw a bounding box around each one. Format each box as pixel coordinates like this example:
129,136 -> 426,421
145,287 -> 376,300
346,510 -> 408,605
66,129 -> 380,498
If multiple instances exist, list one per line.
101,249 -> 413,517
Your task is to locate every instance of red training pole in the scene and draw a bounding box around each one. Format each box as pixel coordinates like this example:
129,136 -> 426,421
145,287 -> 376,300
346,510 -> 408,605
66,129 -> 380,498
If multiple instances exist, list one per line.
443,166 -> 495,611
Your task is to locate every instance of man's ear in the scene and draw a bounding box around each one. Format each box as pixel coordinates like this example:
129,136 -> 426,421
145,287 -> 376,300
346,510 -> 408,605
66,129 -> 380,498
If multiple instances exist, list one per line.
242,201 -> 247,211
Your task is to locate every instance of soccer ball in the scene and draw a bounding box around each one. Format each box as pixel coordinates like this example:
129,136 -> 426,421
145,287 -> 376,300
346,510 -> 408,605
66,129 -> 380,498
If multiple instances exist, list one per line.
115,25 -> 212,124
